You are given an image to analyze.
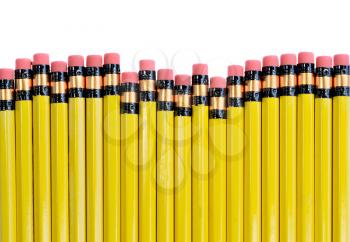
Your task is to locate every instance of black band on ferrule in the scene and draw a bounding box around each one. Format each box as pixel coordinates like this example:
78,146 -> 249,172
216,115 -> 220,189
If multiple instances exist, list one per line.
33,65 -> 50,74
69,89 -> 84,98
298,84 -> 315,95
316,89 -> 332,98
262,66 -> 279,76
104,86 -> 120,96
244,71 -> 261,81
0,100 -> 15,110
333,66 -> 350,75
140,91 -> 156,102
297,63 -> 314,73
209,110 -> 226,119
85,89 -> 102,98
139,70 -> 156,80
175,85 -> 191,95
68,66 -> 85,76
157,80 -> 174,89
316,67 -> 333,77
175,107 -> 192,116
51,94 -> 68,103
121,103 -> 139,114
193,96 -> 209,106
280,65 -> 297,75
192,75 -> 209,85
121,83 -> 139,92
103,64 -> 120,74
280,87 -> 297,96
51,72 -> 67,82
15,69 -> 32,79
33,86 -> 50,96
263,88 -> 279,98
0,79 -> 14,89
228,97 -> 244,107
157,101 -> 174,111
245,91 -> 262,101
16,90 -> 32,101
85,67 -> 103,76
227,76 -> 244,85
209,88 -> 225,97
334,87 -> 350,96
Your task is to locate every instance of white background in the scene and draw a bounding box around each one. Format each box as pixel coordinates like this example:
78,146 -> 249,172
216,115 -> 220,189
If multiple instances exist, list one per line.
0,0 -> 349,77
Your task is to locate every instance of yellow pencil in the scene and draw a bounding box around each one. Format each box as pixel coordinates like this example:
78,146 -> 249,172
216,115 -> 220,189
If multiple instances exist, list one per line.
262,56 -> 279,242
0,69 -> 16,242
244,60 -> 262,242
103,53 -> 121,242
227,65 -> 244,242
333,54 -> 350,242
86,55 -> 104,242
174,74 -> 192,242
32,53 -> 51,242
279,54 -> 297,242
208,76 -> 227,242
15,59 -> 33,242
120,72 -> 139,242
297,52 -> 315,242
50,61 -> 69,242
192,63 -> 209,242
315,56 -> 332,242
68,55 -> 86,242
139,60 -> 157,242
157,69 -> 175,242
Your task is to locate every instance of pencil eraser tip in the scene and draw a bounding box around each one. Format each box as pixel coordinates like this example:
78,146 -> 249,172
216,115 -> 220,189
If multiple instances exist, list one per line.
104,53 -> 120,65
68,55 -> 84,67
228,65 -> 244,77
0,68 -> 14,80
263,55 -> 279,67
16,58 -> 32,70
51,61 -> 67,72
139,59 -> 155,71
175,74 -> 191,86
158,69 -> 174,80
192,63 -> 208,75
210,76 -> 226,88
121,72 -> 138,84
334,54 -> 350,66
86,55 -> 103,67
316,56 -> 332,68
245,60 -> 261,71
33,53 -> 49,65
280,54 -> 297,66
298,52 -> 314,64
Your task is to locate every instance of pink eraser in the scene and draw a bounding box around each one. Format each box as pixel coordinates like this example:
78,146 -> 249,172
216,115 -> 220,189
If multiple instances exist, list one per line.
228,65 -> 244,77
192,63 -> 208,75
280,54 -> 297,66
334,54 -> 350,66
210,76 -> 226,88
316,56 -> 332,68
263,55 -> 279,67
104,53 -> 120,65
86,55 -> 103,67
51,61 -> 67,72
158,69 -> 174,80
68,55 -> 84,67
175,74 -> 191,86
139,59 -> 155,71
33,53 -> 49,65
298,52 -> 314,64
121,72 -> 139,84
245,60 -> 261,71
16,58 -> 32,70
0,69 -> 14,80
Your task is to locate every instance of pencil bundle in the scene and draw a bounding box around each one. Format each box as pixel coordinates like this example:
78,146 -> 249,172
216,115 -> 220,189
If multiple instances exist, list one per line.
0,51 -> 349,242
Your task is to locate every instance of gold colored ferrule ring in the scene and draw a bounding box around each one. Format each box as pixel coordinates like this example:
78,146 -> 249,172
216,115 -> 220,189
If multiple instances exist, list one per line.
104,73 -> 120,87
193,84 -> 208,97
175,94 -> 191,108
16,78 -> 32,91
334,74 -> 350,87
86,76 -> 103,90
263,75 -> 279,89
228,85 -> 244,98
210,96 -> 226,110
51,81 -> 68,94
121,91 -> 138,103
245,80 -> 261,92
316,76 -> 333,89
33,74 -> 49,87
158,89 -> 174,102
69,76 -> 85,89
280,74 -> 297,87
0,89 -> 14,101
298,72 -> 314,86
140,79 -> 156,92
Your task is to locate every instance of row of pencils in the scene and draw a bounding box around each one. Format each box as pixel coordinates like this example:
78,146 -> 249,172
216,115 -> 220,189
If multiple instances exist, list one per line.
0,52 -> 348,242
